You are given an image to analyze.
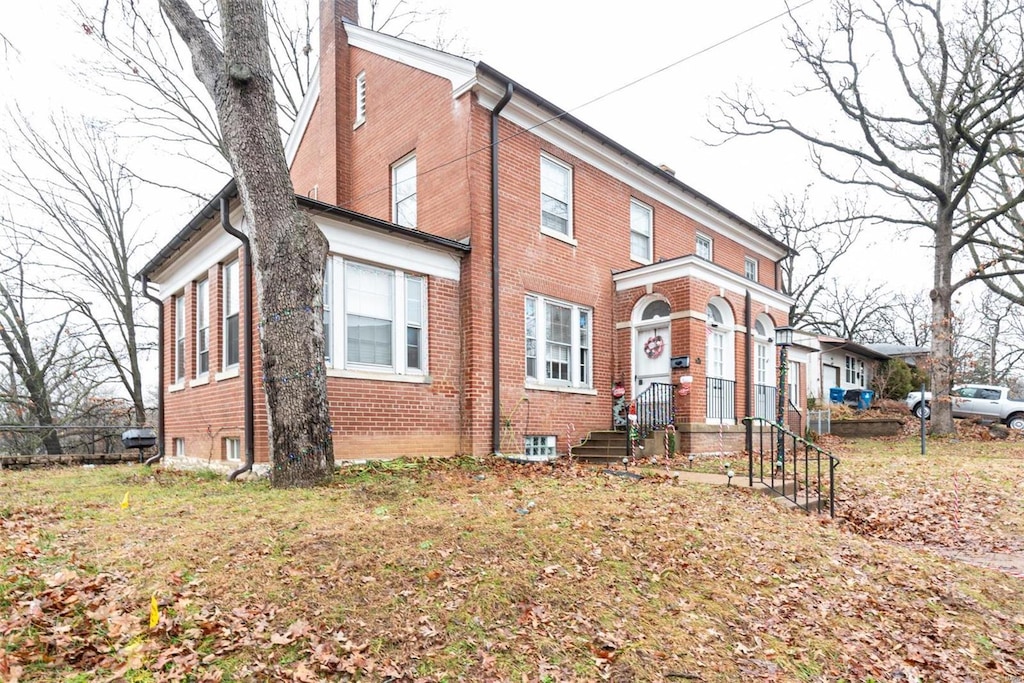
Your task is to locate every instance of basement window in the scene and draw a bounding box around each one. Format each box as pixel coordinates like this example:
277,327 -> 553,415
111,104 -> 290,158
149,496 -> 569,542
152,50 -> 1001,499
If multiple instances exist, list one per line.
524,435 -> 556,459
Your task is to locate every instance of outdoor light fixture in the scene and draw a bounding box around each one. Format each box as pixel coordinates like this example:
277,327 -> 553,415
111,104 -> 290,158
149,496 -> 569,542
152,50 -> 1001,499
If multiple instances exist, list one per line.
775,326 -> 794,348
775,325 -> 795,475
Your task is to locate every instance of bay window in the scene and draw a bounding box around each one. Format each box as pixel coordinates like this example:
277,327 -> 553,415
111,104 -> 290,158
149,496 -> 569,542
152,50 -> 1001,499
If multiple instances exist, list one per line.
322,256 -> 427,376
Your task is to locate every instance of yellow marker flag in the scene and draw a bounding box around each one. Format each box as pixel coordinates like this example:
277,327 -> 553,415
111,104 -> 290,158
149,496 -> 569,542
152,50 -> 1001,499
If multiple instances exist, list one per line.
150,593 -> 160,628
120,492 -> 130,509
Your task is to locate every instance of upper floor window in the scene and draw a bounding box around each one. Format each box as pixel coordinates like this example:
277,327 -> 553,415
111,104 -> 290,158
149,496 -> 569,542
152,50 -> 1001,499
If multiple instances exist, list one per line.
323,257 -> 427,376
630,199 -> 653,263
174,295 -> 186,382
223,260 -> 240,368
744,256 -> 758,282
540,154 -> 572,238
195,279 -> 209,377
354,71 -> 367,127
392,153 -> 417,228
696,233 -> 713,261
525,294 -> 591,389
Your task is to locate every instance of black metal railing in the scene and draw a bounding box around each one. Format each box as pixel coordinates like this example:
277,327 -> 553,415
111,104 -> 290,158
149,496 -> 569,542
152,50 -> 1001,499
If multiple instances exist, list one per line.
0,424 -> 136,457
627,383 -> 675,459
753,383 -> 776,420
706,377 -> 735,421
743,416 -> 839,517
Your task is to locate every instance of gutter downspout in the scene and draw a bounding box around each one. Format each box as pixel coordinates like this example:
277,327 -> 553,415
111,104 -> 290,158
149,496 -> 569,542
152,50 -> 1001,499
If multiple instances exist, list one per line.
744,291 -> 752,487
141,276 -> 164,466
221,198 -> 256,481
491,83 -> 514,455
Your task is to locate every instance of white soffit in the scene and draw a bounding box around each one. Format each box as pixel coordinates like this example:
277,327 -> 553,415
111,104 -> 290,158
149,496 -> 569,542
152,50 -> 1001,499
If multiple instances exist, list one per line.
317,214 -> 462,281
346,24 -> 477,91
613,255 -> 794,312
284,64 -> 321,168
474,77 -> 787,260
154,204 -> 249,298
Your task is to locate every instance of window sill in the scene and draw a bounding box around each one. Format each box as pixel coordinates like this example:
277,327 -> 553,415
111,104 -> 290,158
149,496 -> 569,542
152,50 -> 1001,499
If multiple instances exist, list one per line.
326,367 -> 432,384
169,382 -> 186,394
705,418 -> 736,426
525,382 -> 597,396
353,118 -> 365,130
540,226 -> 578,247
630,255 -> 653,266
216,366 -> 240,382
190,375 -> 210,388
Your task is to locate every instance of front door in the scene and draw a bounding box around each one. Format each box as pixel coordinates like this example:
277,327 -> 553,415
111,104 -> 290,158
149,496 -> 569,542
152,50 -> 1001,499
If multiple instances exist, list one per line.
635,324 -> 670,396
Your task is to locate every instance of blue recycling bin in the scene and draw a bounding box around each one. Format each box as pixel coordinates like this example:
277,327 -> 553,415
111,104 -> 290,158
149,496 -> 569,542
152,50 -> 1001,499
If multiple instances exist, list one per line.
857,390 -> 875,410
829,387 -> 845,404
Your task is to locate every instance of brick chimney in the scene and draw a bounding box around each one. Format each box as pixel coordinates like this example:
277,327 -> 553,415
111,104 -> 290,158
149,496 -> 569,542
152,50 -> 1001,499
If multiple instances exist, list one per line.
317,0 -> 357,205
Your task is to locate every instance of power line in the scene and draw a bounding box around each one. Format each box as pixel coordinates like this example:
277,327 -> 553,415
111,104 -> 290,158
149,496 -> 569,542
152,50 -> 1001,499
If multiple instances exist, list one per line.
338,0 -> 818,210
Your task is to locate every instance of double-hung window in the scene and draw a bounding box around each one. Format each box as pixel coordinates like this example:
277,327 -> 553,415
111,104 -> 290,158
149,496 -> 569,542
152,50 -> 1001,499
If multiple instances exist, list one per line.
524,294 -> 592,389
323,260 -> 333,363
696,233 -> 713,261
195,279 -> 209,377
392,153 -> 417,228
174,295 -> 186,382
540,154 -> 572,238
223,261 -> 239,368
744,257 -> 758,281
630,199 -> 653,263
323,256 -> 427,376
346,262 -> 394,366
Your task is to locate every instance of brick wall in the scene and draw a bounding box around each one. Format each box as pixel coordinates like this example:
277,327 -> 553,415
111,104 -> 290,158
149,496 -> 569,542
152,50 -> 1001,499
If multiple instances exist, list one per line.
160,14 -> 791,461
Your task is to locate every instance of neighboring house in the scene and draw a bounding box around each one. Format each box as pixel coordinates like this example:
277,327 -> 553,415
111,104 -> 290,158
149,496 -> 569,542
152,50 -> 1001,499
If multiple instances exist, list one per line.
139,0 -> 795,466
865,343 -> 931,369
803,335 -> 890,403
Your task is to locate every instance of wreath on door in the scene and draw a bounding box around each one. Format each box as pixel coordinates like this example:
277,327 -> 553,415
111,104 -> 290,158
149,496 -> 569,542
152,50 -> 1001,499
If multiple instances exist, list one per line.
643,335 -> 665,359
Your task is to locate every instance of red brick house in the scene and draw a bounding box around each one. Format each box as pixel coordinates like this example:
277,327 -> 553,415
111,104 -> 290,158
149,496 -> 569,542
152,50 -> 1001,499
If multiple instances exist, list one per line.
140,0 -> 796,468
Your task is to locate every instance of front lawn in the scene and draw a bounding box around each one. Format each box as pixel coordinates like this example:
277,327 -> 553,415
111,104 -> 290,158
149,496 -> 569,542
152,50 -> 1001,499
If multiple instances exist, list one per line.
2,441 -> 1023,681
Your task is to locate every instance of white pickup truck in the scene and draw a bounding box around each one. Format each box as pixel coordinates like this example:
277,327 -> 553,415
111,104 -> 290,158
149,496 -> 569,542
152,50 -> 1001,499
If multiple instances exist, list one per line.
905,384 -> 1024,430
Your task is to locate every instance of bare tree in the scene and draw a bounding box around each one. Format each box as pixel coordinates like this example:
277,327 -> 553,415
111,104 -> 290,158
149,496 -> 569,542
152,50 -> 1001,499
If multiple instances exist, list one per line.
886,291 -> 932,347
79,0 -> 465,179
1,113 -> 153,426
157,0 -> 333,487
755,191 -> 863,328
804,280 -> 895,342
0,244 -> 104,455
957,291 -> 1024,385
714,0 -> 1024,435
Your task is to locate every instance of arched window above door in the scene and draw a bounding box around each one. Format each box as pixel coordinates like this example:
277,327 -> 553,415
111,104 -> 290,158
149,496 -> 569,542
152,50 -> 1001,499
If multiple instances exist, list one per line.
642,300 -> 670,320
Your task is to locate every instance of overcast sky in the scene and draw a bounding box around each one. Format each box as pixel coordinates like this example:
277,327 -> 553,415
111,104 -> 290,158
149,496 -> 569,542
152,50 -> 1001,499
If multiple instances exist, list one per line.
0,0 -> 936,292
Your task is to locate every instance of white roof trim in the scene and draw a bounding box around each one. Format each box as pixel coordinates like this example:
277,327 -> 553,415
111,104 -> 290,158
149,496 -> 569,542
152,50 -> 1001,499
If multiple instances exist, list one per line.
613,255 -> 794,312
284,64 -> 321,168
346,24 -> 477,91
473,75 -> 787,260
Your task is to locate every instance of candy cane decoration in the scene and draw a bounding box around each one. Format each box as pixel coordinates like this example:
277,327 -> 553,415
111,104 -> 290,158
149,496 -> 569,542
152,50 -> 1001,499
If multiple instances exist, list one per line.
952,471 -> 972,537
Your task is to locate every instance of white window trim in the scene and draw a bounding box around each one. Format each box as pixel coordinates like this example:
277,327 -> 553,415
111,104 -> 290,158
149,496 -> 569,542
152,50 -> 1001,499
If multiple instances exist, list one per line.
540,153 -> 573,241
354,71 -> 367,129
174,294 -> 186,383
195,279 -> 209,379
325,255 -> 429,380
225,437 -> 240,462
696,233 -> 713,261
174,438 -> 185,457
222,260 -> 240,370
524,293 -> 593,390
744,256 -> 758,282
630,198 -> 653,264
392,152 -> 417,228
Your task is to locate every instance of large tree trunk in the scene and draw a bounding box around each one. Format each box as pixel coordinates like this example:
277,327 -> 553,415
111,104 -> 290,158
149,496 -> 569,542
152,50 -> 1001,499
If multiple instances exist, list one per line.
930,210 -> 956,436
160,0 -> 334,486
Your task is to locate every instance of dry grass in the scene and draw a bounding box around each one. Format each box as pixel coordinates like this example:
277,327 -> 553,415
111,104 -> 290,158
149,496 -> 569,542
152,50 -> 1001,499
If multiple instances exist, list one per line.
2,445 -> 1024,682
